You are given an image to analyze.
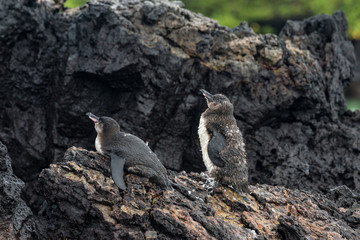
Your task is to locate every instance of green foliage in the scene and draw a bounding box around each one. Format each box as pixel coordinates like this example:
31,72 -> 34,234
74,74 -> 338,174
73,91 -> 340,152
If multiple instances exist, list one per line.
182,0 -> 360,39
64,0 -> 89,8
346,99 -> 360,112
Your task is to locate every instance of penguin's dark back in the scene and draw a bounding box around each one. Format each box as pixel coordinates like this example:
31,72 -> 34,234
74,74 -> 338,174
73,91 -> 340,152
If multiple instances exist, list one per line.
102,132 -> 167,174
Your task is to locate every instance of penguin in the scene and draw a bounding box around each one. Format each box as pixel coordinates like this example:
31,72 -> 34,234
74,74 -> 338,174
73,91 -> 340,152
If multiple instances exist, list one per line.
198,89 -> 248,193
87,113 -> 173,191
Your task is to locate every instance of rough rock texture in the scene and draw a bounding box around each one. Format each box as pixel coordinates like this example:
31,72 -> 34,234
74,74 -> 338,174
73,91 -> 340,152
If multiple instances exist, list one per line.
0,0 -> 359,195
28,147 -> 360,239
345,40 -> 360,99
0,141 -> 34,239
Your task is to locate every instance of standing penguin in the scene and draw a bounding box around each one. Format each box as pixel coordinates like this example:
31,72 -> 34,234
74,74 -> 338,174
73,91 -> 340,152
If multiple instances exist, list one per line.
198,89 -> 248,192
87,113 -> 172,191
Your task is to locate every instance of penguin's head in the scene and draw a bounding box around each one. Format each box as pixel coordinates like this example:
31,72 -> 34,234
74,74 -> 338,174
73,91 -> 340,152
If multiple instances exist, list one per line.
200,89 -> 233,114
87,113 -> 120,135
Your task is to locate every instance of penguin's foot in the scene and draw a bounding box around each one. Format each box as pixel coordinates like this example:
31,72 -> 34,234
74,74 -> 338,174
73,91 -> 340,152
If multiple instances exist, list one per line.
199,171 -> 218,193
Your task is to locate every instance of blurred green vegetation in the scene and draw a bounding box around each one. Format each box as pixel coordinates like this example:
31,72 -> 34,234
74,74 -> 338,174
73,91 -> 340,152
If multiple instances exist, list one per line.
346,99 -> 360,111
182,0 -> 360,39
64,0 -> 89,8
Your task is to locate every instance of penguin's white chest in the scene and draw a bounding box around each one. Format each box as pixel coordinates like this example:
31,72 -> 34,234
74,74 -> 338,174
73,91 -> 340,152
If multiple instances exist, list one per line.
95,137 -> 103,154
198,116 -> 216,173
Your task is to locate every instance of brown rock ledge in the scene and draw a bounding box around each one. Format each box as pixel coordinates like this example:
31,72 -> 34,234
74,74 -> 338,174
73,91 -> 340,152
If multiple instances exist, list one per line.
29,147 -> 360,239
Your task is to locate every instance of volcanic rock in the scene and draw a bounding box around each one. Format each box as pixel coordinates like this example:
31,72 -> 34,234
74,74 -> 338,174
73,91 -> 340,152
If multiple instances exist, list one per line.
0,141 -> 34,239
0,0 -> 358,194
29,147 -> 360,239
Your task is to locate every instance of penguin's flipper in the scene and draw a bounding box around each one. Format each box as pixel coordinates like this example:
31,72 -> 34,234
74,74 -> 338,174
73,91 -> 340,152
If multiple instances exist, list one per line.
109,154 -> 126,190
208,129 -> 226,167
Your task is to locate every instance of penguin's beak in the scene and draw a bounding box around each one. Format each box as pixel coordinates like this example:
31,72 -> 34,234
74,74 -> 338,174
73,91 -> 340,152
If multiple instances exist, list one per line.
86,112 -> 100,123
200,89 -> 214,102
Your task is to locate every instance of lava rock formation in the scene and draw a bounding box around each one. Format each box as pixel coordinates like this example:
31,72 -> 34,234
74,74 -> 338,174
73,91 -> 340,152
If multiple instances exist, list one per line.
0,2 -> 360,238
0,0 -> 359,194
26,147 -> 360,239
